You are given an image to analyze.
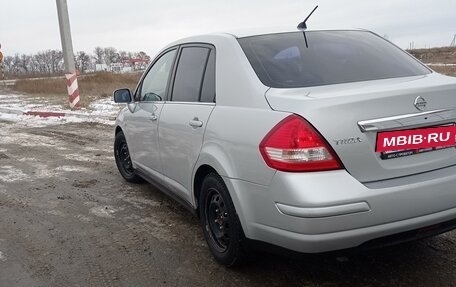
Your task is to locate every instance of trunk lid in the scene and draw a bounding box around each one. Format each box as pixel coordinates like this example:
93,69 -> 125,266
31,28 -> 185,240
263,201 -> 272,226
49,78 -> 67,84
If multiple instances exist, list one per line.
265,73 -> 456,183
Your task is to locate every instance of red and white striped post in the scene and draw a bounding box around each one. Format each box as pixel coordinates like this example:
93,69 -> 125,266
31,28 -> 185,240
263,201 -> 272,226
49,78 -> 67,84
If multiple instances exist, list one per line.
66,72 -> 80,109
56,0 -> 80,110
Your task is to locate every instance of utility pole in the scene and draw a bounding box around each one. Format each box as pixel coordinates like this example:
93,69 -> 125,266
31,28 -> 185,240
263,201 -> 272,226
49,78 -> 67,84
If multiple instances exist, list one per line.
56,0 -> 80,109
451,34 -> 456,47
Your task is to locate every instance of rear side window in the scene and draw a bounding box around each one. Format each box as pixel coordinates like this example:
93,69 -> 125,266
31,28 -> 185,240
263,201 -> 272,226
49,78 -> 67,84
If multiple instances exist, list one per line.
200,50 -> 216,103
172,47 -> 210,102
238,31 -> 431,88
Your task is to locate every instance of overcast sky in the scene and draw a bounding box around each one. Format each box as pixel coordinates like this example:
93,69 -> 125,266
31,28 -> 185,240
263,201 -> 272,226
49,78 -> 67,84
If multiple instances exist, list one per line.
1,0 -> 455,57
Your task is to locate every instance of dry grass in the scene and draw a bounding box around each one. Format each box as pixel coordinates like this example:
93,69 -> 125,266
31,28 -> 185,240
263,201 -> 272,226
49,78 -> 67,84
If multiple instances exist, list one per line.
429,65 -> 456,77
408,47 -> 456,64
15,77 -> 66,95
14,72 -> 142,108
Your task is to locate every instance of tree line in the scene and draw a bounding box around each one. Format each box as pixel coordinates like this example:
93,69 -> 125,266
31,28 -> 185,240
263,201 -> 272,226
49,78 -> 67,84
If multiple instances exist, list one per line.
2,47 -> 150,77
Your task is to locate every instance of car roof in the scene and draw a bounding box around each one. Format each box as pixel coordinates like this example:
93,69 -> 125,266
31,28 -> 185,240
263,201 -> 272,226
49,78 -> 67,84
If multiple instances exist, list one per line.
223,27 -> 366,38
163,27 -> 369,52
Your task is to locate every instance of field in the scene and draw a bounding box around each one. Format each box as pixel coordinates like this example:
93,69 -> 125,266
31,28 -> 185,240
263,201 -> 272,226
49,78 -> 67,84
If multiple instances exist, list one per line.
408,46 -> 456,76
428,65 -> 456,76
13,72 -> 141,107
408,47 -> 456,64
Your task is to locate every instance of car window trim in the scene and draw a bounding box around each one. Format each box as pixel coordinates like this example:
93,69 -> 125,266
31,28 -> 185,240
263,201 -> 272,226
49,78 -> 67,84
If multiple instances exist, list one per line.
163,101 -> 215,106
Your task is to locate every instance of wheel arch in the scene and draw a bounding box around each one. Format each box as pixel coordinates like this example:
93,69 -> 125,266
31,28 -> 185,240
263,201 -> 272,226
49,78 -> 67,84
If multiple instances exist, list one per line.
192,159 -> 250,238
192,148 -> 244,225
193,147 -> 235,209
193,164 -> 218,215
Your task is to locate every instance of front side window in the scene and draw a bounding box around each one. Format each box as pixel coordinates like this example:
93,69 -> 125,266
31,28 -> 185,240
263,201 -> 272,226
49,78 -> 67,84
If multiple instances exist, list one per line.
172,47 -> 210,102
139,49 -> 177,101
238,31 -> 431,88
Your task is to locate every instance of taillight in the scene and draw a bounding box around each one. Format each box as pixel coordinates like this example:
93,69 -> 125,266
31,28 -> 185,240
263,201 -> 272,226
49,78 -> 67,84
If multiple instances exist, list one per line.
259,115 -> 343,172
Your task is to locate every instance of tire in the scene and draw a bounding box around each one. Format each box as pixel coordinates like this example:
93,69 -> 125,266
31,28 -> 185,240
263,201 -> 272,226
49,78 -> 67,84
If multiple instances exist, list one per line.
114,131 -> 143,183
199,173 -> 248,266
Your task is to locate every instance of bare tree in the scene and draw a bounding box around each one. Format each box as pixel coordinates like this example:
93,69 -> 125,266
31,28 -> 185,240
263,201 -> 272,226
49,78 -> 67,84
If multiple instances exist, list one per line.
119,50 -> 128,61
19,54 -> 30,73
136,51 -> 150,60
93,46 -> 104,64
34,52 -> 48,73
76,51 -> 91,73
2,56 -> 13,73
3,46 -> 149,76
49,50 -> 63,74
103,47 -> 118,66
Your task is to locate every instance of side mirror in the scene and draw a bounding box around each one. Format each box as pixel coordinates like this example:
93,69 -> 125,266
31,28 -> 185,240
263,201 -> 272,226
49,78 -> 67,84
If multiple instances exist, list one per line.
113,88 -> 132,103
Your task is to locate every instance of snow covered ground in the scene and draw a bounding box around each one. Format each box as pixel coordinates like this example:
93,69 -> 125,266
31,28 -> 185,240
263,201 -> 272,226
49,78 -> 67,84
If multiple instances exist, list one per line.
0,92 -> 123,127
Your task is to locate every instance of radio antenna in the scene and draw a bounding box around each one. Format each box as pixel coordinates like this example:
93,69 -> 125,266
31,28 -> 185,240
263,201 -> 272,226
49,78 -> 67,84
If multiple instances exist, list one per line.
297,6 -> 318,48
297,5 -> 318,30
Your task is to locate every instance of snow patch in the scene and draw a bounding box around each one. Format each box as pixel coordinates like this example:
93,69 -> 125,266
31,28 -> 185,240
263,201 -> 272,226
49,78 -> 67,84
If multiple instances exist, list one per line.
55,165 -> 93,173
0,251 -> 6,262
88,97 -> 123,116
89,206 -> 118,218
0,93 -> 122,127
64,153 -> 105,162
0,166 -> 29,182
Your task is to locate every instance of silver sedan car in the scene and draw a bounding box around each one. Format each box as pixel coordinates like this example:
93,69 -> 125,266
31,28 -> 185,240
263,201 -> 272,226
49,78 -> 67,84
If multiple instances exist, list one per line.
113,28 -> 456,266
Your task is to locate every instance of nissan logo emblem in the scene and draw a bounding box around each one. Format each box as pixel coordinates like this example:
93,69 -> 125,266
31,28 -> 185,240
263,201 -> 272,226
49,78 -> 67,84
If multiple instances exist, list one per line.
414,96 -> 427,111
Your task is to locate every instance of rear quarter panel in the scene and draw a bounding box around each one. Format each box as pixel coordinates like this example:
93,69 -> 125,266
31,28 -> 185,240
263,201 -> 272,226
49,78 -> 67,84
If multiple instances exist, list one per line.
197,106 -> 288,186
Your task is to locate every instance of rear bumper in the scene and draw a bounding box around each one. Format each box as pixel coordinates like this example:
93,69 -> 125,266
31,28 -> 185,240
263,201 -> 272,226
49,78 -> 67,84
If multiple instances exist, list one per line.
247,206 -> 456,253
224,165 -> 456,253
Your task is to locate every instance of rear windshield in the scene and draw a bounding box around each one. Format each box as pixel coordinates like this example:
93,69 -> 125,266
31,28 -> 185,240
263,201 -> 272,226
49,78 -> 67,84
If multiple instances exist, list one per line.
238,31 -> 431,88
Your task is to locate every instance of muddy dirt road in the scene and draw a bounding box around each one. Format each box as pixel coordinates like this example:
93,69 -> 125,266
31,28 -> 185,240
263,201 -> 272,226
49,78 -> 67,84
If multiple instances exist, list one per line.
1,120 -> 456,287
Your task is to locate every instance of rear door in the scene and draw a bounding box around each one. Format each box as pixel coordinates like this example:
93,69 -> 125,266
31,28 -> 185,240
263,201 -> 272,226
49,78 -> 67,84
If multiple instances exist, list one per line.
159,45 -> 216,203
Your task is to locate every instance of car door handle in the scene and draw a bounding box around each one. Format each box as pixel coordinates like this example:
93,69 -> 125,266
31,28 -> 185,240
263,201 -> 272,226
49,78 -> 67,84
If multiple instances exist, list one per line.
150,114 -> 158,121
189,119 -> 203,128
